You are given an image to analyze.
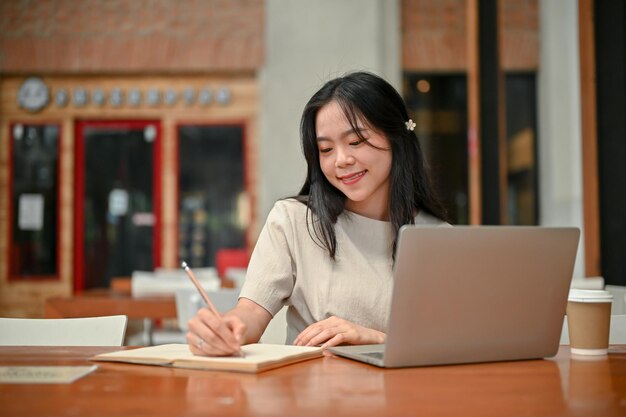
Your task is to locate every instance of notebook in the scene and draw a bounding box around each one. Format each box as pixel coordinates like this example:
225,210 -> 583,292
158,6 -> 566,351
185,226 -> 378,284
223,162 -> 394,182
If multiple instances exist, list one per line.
329,226 -> 580,368
92,343 -> 322,373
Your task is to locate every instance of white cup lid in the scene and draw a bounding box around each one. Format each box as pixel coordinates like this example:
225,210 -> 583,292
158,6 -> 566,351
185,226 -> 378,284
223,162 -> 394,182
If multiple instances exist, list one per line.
568,289 -> 613,303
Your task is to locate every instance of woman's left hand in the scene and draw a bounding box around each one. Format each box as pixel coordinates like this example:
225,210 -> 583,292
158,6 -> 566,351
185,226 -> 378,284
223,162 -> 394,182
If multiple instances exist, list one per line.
293,316 -> 386,349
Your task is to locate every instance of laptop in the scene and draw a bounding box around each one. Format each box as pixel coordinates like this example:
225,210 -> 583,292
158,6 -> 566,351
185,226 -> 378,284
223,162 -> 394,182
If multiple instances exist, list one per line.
329,226 -> 580,368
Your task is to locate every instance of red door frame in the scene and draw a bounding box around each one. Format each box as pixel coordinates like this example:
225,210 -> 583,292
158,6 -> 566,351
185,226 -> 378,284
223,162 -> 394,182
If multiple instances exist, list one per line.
73,120 -> 162,292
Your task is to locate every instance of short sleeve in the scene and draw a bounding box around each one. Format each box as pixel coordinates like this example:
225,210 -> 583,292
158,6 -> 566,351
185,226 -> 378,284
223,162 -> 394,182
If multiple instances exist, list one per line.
238,201 -> 297,317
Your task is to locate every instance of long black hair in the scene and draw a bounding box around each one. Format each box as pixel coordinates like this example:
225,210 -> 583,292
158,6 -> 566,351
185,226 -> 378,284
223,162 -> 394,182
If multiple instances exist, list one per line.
294,71 -> 446,260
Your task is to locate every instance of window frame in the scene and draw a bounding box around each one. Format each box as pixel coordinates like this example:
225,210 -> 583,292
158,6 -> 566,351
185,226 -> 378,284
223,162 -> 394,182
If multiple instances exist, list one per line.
8,121 -> 63,282
174,121 -> 252,267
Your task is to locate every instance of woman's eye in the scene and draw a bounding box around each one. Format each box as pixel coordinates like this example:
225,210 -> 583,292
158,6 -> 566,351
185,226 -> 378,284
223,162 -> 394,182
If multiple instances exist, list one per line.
350,138 -> 365,146
319,148 -> 332,154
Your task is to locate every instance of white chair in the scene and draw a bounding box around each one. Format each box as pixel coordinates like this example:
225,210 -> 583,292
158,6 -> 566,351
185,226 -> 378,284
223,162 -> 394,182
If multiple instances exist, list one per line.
608,315 -> 626,344
260,306 -> 288,344
225,267 -> 247,289
570,276 -> 605,290
148,289 -> 241,345
0,315 -> 128,346
605,285 -> 626,315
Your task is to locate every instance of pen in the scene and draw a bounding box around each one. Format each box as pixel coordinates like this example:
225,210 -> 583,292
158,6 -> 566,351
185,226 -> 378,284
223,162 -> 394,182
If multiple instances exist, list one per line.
181,261 -> 244,357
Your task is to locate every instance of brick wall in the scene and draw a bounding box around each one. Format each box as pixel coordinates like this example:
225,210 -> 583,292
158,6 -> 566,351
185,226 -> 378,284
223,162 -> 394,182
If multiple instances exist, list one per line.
0,0 -> 265,72
1,0 -> 537,74
402,0 -> 538,71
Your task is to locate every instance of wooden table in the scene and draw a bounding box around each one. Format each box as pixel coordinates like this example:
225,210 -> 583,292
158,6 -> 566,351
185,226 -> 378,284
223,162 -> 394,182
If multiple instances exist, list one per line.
1,345 -> 625,417
44,289 -> 177,320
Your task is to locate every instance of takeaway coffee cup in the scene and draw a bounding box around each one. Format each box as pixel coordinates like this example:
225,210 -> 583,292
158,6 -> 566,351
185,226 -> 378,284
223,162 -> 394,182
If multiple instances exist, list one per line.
566,289 -> 613,355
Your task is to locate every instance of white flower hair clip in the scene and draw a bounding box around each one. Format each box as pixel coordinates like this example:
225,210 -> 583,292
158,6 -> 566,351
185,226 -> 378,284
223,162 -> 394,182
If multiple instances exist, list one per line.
405,119 -> 416,131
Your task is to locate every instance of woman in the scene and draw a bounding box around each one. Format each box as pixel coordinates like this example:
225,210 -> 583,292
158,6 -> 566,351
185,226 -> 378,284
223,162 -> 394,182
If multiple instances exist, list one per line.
187,71 -> 448,356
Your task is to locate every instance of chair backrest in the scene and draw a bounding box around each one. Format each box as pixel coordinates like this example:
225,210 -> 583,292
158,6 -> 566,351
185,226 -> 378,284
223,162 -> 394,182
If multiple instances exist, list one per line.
0,315 -> 128,346
215,248 -> 249,279
609,315 -> 626,344
605,285 -> 626,315
259,306 -> 288,344
175,289 -> 239,331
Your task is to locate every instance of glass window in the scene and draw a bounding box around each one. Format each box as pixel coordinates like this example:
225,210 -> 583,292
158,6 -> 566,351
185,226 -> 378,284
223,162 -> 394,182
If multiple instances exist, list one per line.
10,123 -> 59,278
404,72 -> 539,226
404,73 -> 469,224
178,125 -> 246,268
505,73 -> 539,225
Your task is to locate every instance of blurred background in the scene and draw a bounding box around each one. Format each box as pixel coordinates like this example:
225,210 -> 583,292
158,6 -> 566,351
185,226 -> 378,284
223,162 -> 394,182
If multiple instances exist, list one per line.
0,0 -> 624,319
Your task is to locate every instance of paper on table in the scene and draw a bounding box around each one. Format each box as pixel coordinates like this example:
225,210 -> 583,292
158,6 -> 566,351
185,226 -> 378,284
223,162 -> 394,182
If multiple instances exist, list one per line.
18,194 -> 44,231
0,365 -> 98,384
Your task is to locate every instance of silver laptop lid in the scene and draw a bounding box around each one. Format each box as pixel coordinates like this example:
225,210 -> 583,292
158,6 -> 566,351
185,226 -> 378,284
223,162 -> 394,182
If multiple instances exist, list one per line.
383,226 -> 579,367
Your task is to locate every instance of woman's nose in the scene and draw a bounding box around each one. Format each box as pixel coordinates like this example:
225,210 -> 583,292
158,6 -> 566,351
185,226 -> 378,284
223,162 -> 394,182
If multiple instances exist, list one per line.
335,146 -> 355,168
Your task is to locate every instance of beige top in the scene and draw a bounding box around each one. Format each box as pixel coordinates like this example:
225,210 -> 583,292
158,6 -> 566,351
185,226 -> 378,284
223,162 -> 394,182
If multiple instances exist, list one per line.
239,199 -> 448,344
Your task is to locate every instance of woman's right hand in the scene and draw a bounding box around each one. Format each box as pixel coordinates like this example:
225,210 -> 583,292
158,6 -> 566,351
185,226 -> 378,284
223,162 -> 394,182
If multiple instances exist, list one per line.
186,308 -> 247,356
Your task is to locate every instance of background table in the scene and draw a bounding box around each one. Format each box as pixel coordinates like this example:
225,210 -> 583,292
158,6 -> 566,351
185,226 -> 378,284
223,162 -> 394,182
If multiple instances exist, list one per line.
44,287 -> 178,345
44,289 -> 177,320
1,345 -> 625,417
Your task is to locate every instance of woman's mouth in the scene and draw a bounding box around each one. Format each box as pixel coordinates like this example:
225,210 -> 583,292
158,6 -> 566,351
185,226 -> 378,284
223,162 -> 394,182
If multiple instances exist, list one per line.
338,170 -> 366,185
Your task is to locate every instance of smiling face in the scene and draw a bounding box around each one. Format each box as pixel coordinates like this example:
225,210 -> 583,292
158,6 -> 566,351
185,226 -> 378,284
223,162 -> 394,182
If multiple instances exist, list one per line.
315,100 -> 393,220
